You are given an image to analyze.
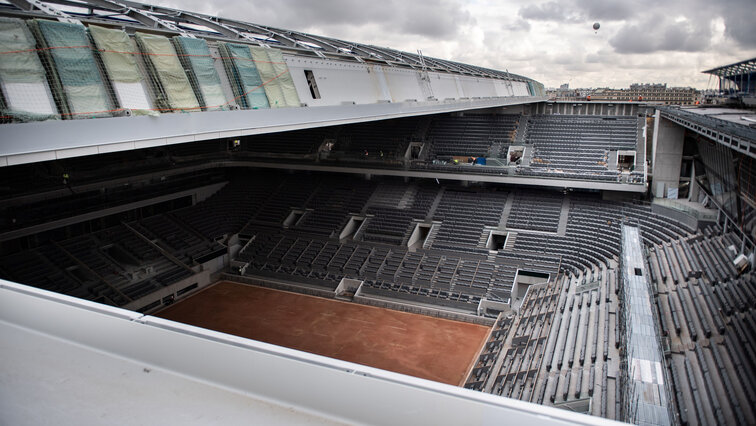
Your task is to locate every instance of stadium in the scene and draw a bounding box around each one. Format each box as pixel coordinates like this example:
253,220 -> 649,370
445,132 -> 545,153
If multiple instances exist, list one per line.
0,1 -> 755,425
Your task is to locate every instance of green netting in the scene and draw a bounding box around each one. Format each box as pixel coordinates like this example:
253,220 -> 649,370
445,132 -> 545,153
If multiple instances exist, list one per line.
35,19 -> 112,118
173,36 -> 227,111
219,42 -> 269,109
88,25 -> 141,83
0,17 -> 57,120
266,48 -> 301,108
0,17 -> 46,84
135,32 -> 199,111
88,25 -> 154,115
249,46 -> 285,108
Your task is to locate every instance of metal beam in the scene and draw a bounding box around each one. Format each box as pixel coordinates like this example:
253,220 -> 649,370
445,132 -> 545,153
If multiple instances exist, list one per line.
174,11 -> 262,45
275,29 -> 369,63
98,0 -> 196,38
80,0 -> 194,36
6,0 -> 80,24
137,6 -> 297,49
218,19 -> 326,57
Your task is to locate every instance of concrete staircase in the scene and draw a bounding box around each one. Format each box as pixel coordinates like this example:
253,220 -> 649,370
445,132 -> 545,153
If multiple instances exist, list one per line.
422,223 -> 441,249
487,138 -> 507,159
479,228 -> 494,248
413,116 -> 433,141
556,194 -> 570,236
425,187 -> 445,220
397,185 -> 417,210
499,194 -> 514,229
504,232 -> 517,251
512,117 -> 529,145
353,217 -> 370,241
520,146 -> 533,167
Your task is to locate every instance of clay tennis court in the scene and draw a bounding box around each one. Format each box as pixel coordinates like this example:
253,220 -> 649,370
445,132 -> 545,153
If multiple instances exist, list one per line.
157,281 -> 490,385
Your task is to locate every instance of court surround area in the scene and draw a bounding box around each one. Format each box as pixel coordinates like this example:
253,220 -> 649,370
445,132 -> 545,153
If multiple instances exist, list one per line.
157,281 -> 490,385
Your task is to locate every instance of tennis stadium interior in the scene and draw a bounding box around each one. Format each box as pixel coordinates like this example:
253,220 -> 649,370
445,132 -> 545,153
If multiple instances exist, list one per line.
1,1 -> 755,425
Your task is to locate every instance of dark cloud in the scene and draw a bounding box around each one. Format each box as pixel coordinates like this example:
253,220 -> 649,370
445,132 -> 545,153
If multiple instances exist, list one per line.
725,16 -> 756,47
393,2 -> 475,38
609,17 -> 711,54
161,0 -> 473,39
518,2 -> 581,23
518,0 -> 642,23
518,0 -> 755,52
575,0 -> 641,21
720,0 -> 756,47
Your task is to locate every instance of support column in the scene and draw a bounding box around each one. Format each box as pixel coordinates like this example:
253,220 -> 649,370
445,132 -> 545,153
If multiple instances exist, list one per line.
688,161 -> 699,202
651,112 -> 685,198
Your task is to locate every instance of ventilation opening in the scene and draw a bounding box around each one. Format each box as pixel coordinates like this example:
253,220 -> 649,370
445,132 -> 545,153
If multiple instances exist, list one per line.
617,150 -> 636,172
177,283 -> 198,297
407,223 -> 432,249
507,146 -> 524,166
335,277 -> 362,299
340,215 -> 365,240
634,267 -> 643,276
137,299 -> 162,314
512,270 -> 550,310
319,138 -> 336,154
284,209 -> 305,228
304,69 -> 321,99
405,142 -> 424,160
486,231 -> 509,251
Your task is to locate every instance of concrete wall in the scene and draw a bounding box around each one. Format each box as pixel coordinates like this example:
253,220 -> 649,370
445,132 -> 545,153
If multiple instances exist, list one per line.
223,273 -> 337,299
124,268 -> 211,313
651,112 -> 685,197
650,203 -> 699,230
353,291 -> 495,326
125,252 -> 228,313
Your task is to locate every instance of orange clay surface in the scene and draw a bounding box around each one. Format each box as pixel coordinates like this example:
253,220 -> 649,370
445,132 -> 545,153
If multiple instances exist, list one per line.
157,281 -> 490,385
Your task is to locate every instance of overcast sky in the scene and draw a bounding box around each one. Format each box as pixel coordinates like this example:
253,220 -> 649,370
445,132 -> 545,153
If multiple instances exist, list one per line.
153,0 -> 756,89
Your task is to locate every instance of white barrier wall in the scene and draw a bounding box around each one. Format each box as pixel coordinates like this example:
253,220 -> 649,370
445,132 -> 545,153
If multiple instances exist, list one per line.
285,55 -> 535,106
513,81 -> 531,96
286,56 -> 382,106
428,72 -> 464,99
383,66 -> 426,102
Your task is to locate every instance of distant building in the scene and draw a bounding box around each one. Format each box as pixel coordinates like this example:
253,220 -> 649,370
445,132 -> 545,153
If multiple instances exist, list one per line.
547,87 -> 595,101
592,83 -> 699,105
